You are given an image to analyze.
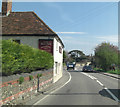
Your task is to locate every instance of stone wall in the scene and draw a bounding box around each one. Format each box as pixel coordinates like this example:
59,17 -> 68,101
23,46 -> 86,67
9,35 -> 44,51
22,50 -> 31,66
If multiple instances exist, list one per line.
0,69 -> 53,106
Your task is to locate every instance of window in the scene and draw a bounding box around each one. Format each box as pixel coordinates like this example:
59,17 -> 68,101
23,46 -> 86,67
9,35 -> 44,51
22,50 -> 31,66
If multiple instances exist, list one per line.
59,46 -> 62,53
55,62 -> 58,74
58,63 -> 60,74
13,40 -> 20,44
56,42 -> 58,51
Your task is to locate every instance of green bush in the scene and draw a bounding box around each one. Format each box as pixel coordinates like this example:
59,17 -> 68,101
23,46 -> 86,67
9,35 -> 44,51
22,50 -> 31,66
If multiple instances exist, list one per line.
2,40 -> 54,75
94,42 -> 119,71
0,40 -> 2,73
107,70 -> 120,75
29,75 -> 33,81
37,73 -> 42,78
18,76 -> 24,84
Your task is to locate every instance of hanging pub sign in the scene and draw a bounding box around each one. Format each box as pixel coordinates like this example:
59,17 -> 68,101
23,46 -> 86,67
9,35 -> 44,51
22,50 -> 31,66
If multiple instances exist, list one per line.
39,39 -> 53,55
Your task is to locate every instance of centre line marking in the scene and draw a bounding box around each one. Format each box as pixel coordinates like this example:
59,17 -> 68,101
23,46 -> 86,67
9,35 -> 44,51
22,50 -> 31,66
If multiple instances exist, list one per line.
81,72 -> 119,102
96,80 -> 104,86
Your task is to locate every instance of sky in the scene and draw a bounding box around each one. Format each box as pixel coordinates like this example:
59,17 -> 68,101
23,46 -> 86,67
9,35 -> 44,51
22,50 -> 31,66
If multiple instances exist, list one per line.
0,1 -> 118,55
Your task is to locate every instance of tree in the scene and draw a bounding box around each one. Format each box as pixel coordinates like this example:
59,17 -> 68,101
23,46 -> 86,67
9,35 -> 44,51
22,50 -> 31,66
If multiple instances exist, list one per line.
118,51 -> 120,69
63,50 -> 73,63
94,42 -> 119,71
68,50 -> 86,62
68,50 -> 85,58
63,50 -> 67,59
63,50 -> 68,63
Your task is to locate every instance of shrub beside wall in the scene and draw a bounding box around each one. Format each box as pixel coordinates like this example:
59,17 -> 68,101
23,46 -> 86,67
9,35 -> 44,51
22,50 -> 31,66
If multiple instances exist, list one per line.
0,40 -> 2,74
2,40 -> 54,75
1,70 -> 53,105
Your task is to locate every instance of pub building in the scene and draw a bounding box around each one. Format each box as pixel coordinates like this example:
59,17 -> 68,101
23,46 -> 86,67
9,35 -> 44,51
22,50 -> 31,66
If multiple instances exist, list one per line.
2,0 -> 64,83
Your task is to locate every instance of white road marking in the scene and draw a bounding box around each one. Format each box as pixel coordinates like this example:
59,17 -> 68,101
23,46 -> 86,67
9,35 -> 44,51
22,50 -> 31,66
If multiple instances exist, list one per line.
81,72 -> 119,102
98,73 -> 119,80
96,80 -> 104,86
81,72 -> 97,80
110,77 -> 119,80
104,87 -> 120,102
109,77 -> 119,80
34,72 -> 72,105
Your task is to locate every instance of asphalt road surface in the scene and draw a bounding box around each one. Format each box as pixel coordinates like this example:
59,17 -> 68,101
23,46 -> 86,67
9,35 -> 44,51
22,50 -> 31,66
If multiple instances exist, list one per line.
34,66 -> 120,105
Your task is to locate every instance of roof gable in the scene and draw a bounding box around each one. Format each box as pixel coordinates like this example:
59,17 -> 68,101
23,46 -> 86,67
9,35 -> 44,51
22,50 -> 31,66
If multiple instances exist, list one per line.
2,11 -> 56,35
2,11 -> 64,47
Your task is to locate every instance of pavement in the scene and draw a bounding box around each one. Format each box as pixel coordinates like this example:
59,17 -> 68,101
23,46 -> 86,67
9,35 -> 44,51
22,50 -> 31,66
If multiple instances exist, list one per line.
98,72 -> 120,79
33,69 -> 119,105
25,66 -> 120,105
25,68 -> 70,105
76,65 -> 120,79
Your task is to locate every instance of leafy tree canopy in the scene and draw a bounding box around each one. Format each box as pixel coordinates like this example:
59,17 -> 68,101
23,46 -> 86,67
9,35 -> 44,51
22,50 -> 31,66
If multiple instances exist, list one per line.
94,42 -> 119,71
68,50 -> 87,62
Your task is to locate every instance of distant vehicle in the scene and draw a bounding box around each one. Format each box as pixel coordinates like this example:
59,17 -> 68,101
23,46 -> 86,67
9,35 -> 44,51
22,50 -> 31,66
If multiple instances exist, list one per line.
82,66 -> 93,72
67,63 -> 75,70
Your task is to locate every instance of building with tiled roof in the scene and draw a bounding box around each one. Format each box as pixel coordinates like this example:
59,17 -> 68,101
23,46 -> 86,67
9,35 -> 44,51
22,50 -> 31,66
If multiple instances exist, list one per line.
2,0 -> 64,83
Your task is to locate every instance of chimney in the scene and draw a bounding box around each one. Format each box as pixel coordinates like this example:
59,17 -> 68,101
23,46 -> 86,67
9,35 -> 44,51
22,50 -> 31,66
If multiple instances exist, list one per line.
2,0 -> 12,16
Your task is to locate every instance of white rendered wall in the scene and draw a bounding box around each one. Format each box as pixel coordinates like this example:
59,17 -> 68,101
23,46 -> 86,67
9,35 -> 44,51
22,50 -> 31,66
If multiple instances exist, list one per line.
2,36 -> 53,49
2,36 -> 63,83
53,38 -> 63,83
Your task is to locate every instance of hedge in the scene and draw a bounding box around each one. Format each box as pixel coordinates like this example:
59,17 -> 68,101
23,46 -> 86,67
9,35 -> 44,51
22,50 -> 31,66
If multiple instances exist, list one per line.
0,40 -> 1,74
2,40 -> 54,75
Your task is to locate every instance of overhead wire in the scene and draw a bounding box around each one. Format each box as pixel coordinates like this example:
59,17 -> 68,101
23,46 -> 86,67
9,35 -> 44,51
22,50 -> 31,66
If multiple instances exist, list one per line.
57,2 -> 110,29
57,2 -> 117,54
55,2 -> 117,31
67,3 -> 117,30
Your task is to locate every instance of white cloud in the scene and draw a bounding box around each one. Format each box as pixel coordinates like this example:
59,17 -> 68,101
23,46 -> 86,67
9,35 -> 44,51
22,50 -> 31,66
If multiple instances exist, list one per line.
61,36 -> 73,39
60,35 -> 92,46
60,35 -> 118,55
56,32 -> 87,34
96,35 -> 118,43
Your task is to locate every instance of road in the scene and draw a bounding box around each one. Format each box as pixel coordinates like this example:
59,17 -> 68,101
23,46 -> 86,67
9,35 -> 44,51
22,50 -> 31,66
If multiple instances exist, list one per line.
34,66 -> 120,105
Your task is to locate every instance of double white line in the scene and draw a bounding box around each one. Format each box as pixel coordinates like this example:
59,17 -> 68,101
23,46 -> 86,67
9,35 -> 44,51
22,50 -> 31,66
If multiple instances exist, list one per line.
81,72 -> 120,102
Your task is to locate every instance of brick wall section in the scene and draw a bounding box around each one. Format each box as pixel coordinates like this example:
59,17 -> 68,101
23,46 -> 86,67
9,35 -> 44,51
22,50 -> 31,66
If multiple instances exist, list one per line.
0,69 -> 53,106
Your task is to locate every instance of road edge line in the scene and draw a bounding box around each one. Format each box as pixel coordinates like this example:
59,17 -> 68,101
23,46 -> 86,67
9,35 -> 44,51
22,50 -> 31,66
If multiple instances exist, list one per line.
33,71 -> 72,105
81,72 -> 119,102
104,87 -> 120,102
96,72 -> 120,80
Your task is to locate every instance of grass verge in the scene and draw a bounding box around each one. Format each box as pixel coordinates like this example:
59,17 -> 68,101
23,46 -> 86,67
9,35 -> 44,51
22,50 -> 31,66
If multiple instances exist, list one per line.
93,67 -> 120,75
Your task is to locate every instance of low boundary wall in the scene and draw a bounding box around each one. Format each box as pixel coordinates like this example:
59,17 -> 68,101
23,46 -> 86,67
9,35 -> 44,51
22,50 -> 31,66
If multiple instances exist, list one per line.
0,69 -> 53,105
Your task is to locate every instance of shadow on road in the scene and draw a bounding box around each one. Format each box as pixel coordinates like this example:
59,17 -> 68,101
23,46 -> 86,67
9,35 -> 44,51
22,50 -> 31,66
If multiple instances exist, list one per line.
68,70 -> 98,73
43,89 -> 120,102
82,71 -> 98,73
67,70 -> 81,72
99,89 -> 120,102
43,92 -> 99,96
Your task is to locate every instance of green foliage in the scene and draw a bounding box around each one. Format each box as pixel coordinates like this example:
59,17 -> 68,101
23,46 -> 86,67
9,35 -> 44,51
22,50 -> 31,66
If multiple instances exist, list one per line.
94,42 -> 119,71
93,67 -> 120,75
2,40 -> 54,75
0,40 -> 2,73
68,50 -> 87,62
19,76 -> 24,84
107,70 -> 120,75
29,75 -> 33,81
63,50 -> 69,63
118,51 -> 120,69
37,73 -> 42,78
63,50 -> 67,59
